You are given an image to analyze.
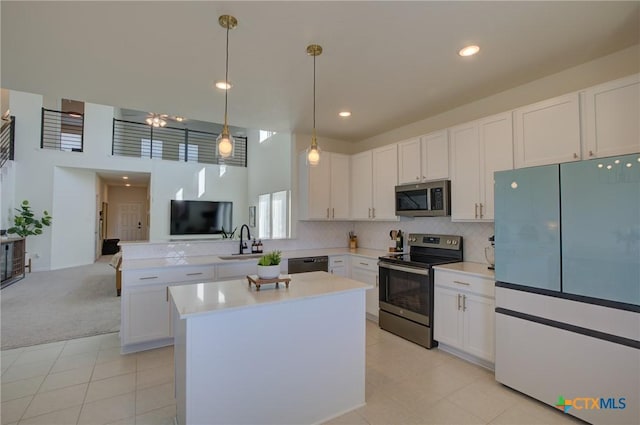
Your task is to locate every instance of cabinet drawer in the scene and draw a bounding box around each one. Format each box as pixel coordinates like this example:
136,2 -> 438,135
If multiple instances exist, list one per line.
124,265 -> 215,287
329,256 -> 346,267
435,269 -> 494,298
350,256 -> 378,273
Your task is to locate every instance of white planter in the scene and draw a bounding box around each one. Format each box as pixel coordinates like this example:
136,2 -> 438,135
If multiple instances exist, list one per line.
257,265 -> 280,279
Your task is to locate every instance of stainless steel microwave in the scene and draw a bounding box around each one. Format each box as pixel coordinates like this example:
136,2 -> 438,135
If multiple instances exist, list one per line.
395,180 -> 451,217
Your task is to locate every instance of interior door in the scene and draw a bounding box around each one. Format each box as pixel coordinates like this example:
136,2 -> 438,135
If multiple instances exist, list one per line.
118,203 -> 143,241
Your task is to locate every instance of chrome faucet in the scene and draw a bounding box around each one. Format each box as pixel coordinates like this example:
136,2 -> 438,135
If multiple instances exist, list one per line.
239,224 -> 251,255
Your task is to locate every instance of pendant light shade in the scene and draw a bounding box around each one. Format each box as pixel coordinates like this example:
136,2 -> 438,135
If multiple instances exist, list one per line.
217,15 -> 237,159
306,44 -> 323,167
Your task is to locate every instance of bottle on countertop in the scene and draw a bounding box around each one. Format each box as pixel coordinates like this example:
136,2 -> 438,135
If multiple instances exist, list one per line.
257,240 -> 263,253
251,239 -> 258,254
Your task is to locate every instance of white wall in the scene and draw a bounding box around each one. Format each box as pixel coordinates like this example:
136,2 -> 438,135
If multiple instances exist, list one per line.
50,167 -> 97,269
0,161 -> 16,231
7,90 -> 251,269
149,160 -> 248,241
247,130 -> 292,234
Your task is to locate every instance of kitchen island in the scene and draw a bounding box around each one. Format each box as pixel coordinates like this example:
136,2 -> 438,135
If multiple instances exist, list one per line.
169,271 -> 369,425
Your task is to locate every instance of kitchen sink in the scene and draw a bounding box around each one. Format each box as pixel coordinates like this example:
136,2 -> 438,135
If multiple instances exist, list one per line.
218,254 -> 264,260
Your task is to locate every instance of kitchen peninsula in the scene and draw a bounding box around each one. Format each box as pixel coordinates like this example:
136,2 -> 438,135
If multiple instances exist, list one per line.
169,271 -> 369,425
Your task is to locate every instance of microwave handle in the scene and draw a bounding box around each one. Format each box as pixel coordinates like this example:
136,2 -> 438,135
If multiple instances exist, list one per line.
426,188 -> 432,211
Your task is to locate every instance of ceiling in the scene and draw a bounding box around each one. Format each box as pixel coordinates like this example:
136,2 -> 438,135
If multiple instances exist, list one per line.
96,170 -> 150,187
1,1 -> 638,142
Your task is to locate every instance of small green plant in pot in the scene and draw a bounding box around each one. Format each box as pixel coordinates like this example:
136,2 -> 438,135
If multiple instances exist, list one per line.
257,250 -> 282,279
7,200 -> 52,237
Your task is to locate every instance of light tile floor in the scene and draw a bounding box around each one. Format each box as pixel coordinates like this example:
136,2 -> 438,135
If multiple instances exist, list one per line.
1,321 -> 583,425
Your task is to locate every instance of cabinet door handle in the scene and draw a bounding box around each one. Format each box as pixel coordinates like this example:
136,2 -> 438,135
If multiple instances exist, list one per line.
334,260 -> 343,264
474,203 -> 478,219
372,208 -> 376,218
140,276 -> 159,280
332,208 -> 335,219
186,272 -> 203,276
457,294 -> 461,310
368,208 -> 371,218
462,294 -> 467,311
589,150 -> 594,157
479,203 -> 483,218
573,152 -> 579,159
166,286 -> 169,302
326,208 -> 330,218
416,176 -> 420,181
454,280 -> 470,286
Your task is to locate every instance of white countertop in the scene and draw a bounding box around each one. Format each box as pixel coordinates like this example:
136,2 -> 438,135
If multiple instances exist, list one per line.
120,247 -> 388,271
169,271 -> 370,319
433,262 -> 495,279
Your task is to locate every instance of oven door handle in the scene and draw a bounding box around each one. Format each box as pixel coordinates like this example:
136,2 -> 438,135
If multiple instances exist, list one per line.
378,262 -> 430,276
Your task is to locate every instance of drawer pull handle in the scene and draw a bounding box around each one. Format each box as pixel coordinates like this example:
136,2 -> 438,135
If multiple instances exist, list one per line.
186,272 -> 203,276
140,276 -> 159,280
453,280 -> 470,286
359,262 -> 369,266
334,261 -> 343,264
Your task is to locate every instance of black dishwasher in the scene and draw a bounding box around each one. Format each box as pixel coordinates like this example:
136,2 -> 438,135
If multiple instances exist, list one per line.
287,256 -> 329,274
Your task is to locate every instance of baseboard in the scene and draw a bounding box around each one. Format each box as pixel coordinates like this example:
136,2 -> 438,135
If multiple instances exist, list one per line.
121,337 -> 174,354
437,343 -> 495,371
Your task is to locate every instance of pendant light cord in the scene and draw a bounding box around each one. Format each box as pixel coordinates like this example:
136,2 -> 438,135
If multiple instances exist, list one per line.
313,54 -> 316,133
224,23 -> 230,128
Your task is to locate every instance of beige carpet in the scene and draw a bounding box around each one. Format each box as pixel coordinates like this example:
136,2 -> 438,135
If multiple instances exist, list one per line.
1,256 -> 120,350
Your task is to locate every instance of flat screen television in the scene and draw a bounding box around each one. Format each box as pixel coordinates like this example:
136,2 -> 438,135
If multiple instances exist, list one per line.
170,200 -> 233,235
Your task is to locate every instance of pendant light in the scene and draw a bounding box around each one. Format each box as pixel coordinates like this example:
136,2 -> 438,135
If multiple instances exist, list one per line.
216,15 -> 238,159
306,44 -> 322,167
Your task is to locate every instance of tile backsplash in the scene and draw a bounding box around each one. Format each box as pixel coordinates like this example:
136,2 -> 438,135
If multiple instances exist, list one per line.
122,219 -> 493,266
353,218 -> 494,264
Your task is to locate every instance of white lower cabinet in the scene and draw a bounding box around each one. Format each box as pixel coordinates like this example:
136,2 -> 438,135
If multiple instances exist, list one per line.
124,285 -> 172,345
434,268 -> 495,365
121,264 -> 214,353
350,256 -> 379,319
329,255 -> 347,276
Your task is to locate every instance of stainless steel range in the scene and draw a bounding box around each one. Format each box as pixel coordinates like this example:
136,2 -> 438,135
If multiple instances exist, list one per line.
378,233 -> 463,348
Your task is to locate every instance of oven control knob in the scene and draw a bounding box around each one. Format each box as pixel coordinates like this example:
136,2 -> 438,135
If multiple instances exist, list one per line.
452,240 -> 457,245
446,239 -> 451,245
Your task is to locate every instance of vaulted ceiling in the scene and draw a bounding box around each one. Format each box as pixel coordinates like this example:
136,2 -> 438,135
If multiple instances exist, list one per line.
2,1 -> 638,142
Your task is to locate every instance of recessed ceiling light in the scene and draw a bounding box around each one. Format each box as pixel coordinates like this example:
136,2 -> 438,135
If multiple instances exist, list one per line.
215,80 -> 232,90
339,111 -> 352,117
459,45 -> 480,57
122,176 -> 129,180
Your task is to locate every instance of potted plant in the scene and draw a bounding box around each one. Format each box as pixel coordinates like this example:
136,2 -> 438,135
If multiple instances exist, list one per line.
7,200 -> 52,238
257,250 -> 282,279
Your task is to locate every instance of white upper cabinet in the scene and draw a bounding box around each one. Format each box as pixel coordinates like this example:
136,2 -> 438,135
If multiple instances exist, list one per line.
299,152 -> 350,220
350,151 -> 373,220
450,123 -> 481,221
514,92 -> 581,168
398,137 -> 422,184
372,144 -> 399,220
583,73 -> 640,159
351,146 -> 398,220
422,130 -> 449,180
451,112 -> 513,221
397,130 -> 449,185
